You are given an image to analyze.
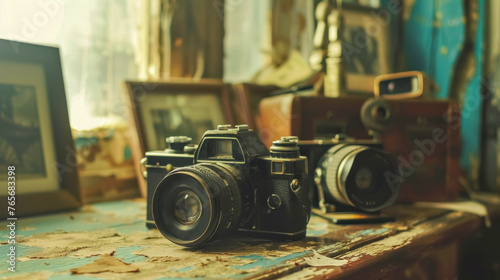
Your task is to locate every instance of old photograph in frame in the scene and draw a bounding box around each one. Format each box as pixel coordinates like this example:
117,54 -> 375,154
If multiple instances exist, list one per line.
124,79 -> 233,196
0,39 -> 82,218
341,4 -> 393,94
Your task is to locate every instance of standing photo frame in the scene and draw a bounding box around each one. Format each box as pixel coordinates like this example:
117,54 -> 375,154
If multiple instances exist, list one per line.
0,39 -> 82,218
124,79 -> 234,196
341,4 -> 393,94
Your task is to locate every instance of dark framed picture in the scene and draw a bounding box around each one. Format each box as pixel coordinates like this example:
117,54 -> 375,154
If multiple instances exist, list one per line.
341,4 -> 393,94
231,83 -> 280,131
124,79 -> 233,196
0,39 -> 82,218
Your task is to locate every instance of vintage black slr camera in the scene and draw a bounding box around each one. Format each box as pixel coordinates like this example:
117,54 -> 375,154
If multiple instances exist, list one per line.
298,99 -> 401,215
144,124 -> 310,247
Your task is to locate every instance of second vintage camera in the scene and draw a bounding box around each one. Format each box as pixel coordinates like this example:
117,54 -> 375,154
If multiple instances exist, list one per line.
296,97 -> 401,223
299,137 -> 400,214
144,124 -> 310,247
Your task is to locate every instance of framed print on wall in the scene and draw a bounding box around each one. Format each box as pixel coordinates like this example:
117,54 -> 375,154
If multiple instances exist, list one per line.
0,39 -> 82,218
124,79 -> 234,196
341,4 -> 393,94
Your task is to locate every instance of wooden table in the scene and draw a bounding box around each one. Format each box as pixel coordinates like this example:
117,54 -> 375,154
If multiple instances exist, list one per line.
0,199 -> 484,279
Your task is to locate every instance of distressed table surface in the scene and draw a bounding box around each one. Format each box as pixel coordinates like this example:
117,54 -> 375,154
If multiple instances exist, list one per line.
0,199 -> 482,280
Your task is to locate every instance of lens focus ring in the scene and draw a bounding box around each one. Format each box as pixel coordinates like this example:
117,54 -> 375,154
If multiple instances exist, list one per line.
316,144 -> 400,212
322,145 -> 367,207
152,163 -> 243,247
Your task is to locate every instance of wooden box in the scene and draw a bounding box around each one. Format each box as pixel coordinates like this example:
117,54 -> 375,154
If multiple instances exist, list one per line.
259,94 -> 461,202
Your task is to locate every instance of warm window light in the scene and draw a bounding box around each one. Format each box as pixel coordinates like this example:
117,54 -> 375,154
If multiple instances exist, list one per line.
0,1 -> 138,129
70,95 -> 102,131
69,95 -> 125,131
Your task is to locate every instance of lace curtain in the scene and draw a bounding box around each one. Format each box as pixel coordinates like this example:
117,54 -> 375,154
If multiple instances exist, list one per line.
0,0 -> 140,130
0,0 -> 314,127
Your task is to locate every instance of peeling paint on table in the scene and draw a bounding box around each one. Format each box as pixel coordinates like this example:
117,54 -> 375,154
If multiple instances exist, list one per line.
0,199 -> 482,279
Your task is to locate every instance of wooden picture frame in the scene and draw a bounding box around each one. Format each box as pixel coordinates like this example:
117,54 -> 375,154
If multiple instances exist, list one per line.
231,83 -> 280,131
124,79 -> 234,196
341,4 -> 393,94
0,39 -> 82,218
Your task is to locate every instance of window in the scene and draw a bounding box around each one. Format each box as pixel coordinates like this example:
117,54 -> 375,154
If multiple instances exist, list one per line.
0,0 -> 139,129
224,0 -> 269,82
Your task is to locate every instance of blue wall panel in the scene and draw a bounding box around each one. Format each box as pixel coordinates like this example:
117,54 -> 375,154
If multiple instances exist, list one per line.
402,0 -> 483,174
461,0 -> 484,173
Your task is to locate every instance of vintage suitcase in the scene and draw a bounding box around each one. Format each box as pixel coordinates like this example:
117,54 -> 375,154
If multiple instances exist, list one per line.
258,94 -> 461,202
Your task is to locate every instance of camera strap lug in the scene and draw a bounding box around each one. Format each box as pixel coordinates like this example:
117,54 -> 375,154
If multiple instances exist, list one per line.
289,179 -> 310,220
140,157 -> 147,180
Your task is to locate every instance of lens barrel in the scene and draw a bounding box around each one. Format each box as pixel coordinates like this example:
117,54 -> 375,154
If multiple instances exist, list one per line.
315,144 -> 400,212
152,163 -> 247,247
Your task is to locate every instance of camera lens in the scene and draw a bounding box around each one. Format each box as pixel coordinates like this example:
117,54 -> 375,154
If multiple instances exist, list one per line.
152,163 -> 249,247
374,106 -> 389,121
315,144 -> 400,212
173,190 -> 202,225
354,167 -> 372,191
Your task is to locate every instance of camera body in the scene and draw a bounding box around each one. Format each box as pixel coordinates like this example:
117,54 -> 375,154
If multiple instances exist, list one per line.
145,124 -> 310,247
299,136 -> 400,213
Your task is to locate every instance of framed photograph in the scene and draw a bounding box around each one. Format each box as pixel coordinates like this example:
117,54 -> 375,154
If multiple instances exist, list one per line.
0,39 -> 82,218
124,79 -> 233,196
231,83 -> 280,131
341,4 -> 393,94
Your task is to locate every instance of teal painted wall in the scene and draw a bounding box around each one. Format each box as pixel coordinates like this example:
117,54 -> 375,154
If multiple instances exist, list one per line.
401,0 -> 483,175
